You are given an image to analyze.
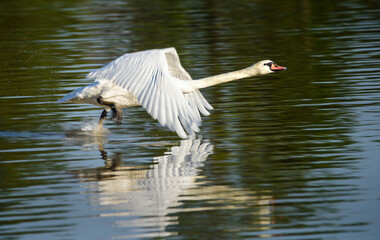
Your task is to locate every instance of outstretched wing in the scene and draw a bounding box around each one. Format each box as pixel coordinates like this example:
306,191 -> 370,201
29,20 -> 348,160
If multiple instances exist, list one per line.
86,47 -> 213,139
164,49 -> 213,117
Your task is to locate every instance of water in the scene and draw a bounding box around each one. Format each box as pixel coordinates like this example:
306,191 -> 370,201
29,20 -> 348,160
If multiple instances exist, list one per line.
1,0 -> 380,239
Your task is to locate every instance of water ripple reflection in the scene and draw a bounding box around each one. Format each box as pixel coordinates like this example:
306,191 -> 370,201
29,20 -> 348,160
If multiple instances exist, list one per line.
1,0 -> 380,239
71,138 -> 214,238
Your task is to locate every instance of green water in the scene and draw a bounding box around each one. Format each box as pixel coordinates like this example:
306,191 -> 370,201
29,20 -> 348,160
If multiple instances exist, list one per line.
1,0 -> 380,239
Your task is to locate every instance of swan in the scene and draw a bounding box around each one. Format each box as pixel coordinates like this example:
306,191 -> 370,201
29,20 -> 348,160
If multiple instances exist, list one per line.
58,47 -> 286,138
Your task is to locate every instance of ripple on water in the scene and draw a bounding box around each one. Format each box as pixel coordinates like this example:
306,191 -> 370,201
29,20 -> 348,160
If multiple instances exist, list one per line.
1,1 -> 380,239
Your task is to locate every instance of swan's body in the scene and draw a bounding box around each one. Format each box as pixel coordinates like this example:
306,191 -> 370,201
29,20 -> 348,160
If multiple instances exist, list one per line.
59,47 -> 286,138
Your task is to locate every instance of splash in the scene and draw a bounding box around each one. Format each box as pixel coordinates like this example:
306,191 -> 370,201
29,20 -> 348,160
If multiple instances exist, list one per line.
64,120 -> 109,137
63,120 -> 109,151
81,121 -> 109,135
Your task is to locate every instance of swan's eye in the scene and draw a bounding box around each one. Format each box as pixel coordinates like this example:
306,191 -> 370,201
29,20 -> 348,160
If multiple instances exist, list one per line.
263,62 -> 272,67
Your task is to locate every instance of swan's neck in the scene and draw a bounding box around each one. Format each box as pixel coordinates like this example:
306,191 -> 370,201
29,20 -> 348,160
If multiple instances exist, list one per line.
190,67 -> 258,91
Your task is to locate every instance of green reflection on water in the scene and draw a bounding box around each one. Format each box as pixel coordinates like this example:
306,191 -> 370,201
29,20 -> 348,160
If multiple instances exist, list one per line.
1,0 -> 379,239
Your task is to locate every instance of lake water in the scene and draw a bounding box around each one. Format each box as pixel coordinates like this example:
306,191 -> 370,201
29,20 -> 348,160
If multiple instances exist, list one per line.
1,0 -> 380,239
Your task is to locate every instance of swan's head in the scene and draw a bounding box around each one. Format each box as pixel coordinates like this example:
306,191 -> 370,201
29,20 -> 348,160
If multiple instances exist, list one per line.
250,60 -> 287,75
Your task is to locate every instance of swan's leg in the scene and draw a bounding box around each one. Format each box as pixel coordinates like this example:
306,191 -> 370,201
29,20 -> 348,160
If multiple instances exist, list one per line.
97,96 -> 123,125
110,108 -> 123,125
98,109 -> 108,129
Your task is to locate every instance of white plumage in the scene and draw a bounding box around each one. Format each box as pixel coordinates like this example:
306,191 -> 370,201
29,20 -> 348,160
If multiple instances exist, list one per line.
59,47 -> 286,138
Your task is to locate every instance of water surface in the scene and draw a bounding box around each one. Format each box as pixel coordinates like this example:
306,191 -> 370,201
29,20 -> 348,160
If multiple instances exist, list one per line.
1,0 -> 380,239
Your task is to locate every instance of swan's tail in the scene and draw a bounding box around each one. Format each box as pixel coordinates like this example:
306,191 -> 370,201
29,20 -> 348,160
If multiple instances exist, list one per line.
57,85 -> 89,103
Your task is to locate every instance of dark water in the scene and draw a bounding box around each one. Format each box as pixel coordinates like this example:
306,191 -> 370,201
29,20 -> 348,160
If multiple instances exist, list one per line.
1,0 -> 380,239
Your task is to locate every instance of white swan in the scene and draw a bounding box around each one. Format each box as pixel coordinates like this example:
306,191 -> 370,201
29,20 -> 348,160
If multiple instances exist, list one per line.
59,47 -> 286,138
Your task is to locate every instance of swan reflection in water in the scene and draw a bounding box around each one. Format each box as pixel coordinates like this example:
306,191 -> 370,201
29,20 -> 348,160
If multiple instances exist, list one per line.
70,136 -> 275,238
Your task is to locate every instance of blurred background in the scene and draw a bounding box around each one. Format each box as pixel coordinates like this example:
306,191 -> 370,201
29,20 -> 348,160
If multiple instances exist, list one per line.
1,0 -> 380,239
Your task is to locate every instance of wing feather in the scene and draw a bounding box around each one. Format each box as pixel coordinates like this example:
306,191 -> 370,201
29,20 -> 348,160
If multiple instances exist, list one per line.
165,48 -> 213,115
86,47 -> 213,138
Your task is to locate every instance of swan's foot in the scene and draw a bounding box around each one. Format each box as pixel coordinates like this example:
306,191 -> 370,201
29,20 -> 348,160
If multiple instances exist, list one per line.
97,96 -> 123,125
110,108 -> 123,125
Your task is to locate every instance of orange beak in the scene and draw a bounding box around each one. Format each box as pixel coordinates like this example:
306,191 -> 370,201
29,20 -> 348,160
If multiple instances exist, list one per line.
270,63 -> 287,71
